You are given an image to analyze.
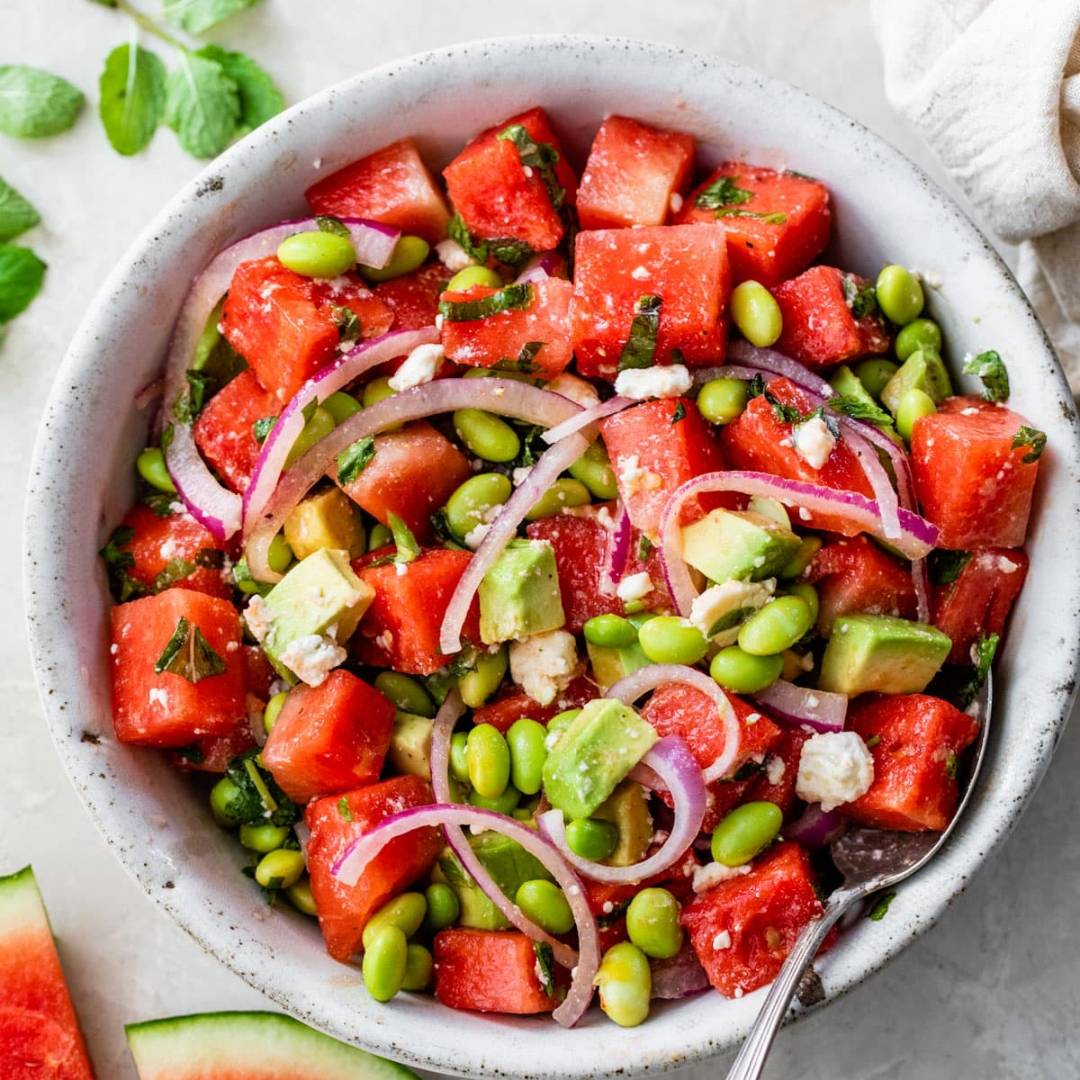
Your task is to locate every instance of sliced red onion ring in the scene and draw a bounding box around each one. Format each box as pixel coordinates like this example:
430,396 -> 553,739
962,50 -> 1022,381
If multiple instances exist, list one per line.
242,326 -> 437,533
134,376 -> 163,411
752,679 -> 847,734
331,804 -> 599,1028
293,819 -> 311,863
537,736 -> 706,885
784,803 -> 846,848
514,251 -> 563,283
598,503 -> 632,597
650,942 -> 711,1000
244,378 -> 581,583
606,665 -> 740,784
727,341 -> 834,398
911,555 -> 932,624
541,395 -> 632,445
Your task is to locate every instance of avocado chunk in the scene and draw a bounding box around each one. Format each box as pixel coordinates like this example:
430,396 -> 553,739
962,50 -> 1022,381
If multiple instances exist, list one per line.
881,349 -> 953,415
284,487 -> 366,561
818,614 -> 951,695
593,781 -> 653,867
680,509 -> 801,584
434,832 -> 554,930
542,698 -> 658,820
586,639 -> 651,692
478,538 -> 565,644
830,366 -> 902,444
388,711 -> 433,780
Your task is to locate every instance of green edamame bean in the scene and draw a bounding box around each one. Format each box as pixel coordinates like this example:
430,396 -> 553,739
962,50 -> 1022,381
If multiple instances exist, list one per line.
738,596 -> 813,656
895,318 -> 942,362
595,942 -> 651,1028
467,785 -> 521,814
711,801 -> 783,867
255,849 -> 306,889
875,264 -> 924,325
855,358 -> 899,400
267,533 -> 295,575
286,877 -> 318,916
507,718 -> 548,796
626,887 -> 683,959
362,924 -> 407,1003
368,522 -> 392,551
375,672 -> 436,718
638,616 -> 708,666
449,731 -> 470,783
779,536 -> 822,580
731,280 -> 783,348
515,879 -> 574,935
209,776 -> 245,828
402,943 -> 434,991
362,892 -> 427,950
459,646 -> 509,708
568,443 -> 618,500
277,230 -> 356,279
136,447 -> 176,493
454,409 -> 520,463
445,473 -> 513,541
263,690 -> 289,734
526,478 -> 591,521
697,378 -> 748,426
710,646 -> 783,694
361,235 -> 430,283
285,405 -> 336,468
583,613 -> 638,649
239,822 -> 291,853
466,723 -> 511,798
447,265 -> 502,291
566,817 -> 619,861
322,391 -> 362,425
896,387 -> 937,441
784,582 -> 819,626
363,376 -> 396,409
423,883 -> 461,934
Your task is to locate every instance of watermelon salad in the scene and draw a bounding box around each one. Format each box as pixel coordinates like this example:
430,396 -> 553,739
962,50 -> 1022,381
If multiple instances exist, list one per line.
100,108 -> 1045,1027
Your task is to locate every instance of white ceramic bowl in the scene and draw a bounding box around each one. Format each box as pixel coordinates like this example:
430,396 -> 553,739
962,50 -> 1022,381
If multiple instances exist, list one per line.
24,34 -> 1080,1079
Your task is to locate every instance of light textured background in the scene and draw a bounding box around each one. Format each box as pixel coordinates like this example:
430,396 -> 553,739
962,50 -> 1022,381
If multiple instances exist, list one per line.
3,2 -> 1078,1077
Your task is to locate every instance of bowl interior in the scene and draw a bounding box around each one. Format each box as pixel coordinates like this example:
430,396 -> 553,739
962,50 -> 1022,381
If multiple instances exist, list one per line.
24,34 -> 1080,1079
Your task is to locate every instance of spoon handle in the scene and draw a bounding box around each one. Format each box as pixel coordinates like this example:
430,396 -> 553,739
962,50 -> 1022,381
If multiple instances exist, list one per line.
724,890 -> 856,1080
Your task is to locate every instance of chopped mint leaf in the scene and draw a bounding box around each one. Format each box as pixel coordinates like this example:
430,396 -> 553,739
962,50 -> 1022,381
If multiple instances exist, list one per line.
448,213 -> 488,264
617,294 -> 662,372
714,207 -> 788,225
826,393 -> 893,428
332,304 -> 362,343
496,340 -> 544,373
1011,425 -> 1046,464
163,51 -> 241,160
864,734 -> 881,749
0,65 -> 85,138
842,275 -> 878,319
194,45 -> 282,135
174,743 -> 205,764
532,940 -> 558,998
152,557 -> 197,592
252,416 -> 277,444
99,525 -> 146,602
438,283 -> 533,322
162,0 -> 263,34
142,490 -> 177,518
931,550 -> 971,586
963,349 -> 1010,403
315,214 -> 350,239
388,512 -> 420,565
337,436 -> 376,486
337,796 -> 353,821
0,177 -> 41,242
488,238 -> 534,271
173,370 -> 213,424
0,244 -> 46,323
225,749 -> 299,827
638,535 -> 654,562
958,632 -> 999,709
746,373 -> 767,400
944,751 -> 958,779
154,616 -> 228,683
497,123 -> 565,209
510,423 -> 547,470
764,389 -> 805,425
868,890 -> 896,921
695,175 -> 753,212
98,43 -> 166,156
670,401 -> 686,424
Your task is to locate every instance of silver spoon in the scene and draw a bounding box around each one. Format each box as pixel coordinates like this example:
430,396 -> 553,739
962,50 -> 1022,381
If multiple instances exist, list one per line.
725,673 -> 993,1080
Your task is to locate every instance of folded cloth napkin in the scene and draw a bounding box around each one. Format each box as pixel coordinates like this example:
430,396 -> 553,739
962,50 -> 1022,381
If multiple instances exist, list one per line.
871,0 -> 1080,393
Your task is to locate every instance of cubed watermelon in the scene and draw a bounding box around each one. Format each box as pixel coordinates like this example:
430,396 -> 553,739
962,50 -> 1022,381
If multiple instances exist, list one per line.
305,138 -> 451,243
911,397 -> 1041,549
262,670 -> 394,804
110,589 -> 245,747
305,776 -> 441,962
844,694 -> 980,831
169,721 -> 256,774
373,262 -> 449,331
745,729 -> 809,819
469,676 -> 598,733
572,225 -> 730,380
675,163 -> 831,285
433,929 -> 556,1014
242,644 -> 276,699
577,115 -> 695,229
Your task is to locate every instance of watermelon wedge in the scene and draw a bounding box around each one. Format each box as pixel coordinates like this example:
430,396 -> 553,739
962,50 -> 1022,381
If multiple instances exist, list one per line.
126,1012 -> 418,1080
0,866 -> 95,1079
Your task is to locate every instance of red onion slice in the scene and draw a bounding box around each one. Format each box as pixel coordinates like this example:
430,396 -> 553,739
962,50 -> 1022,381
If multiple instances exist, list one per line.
244,378 -> 581,583
537,736 -> 706,885
541,395 -> 632,445
911,556 -> 932,624
752,679 -> 847,734
598,503 -> 632,597
331,804 -> 600,1028
785,803 -> 847,848
727,341 -> 834,398
514,251 -> 563,283
650,942 -> 711,1000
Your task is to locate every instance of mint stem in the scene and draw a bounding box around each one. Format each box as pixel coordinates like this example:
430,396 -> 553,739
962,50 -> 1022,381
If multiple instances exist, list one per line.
112,0 -> 190,51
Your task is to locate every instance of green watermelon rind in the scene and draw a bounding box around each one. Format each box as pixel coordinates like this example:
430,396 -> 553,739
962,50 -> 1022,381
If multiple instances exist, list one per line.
125,1011 -> 420,1079
0,865 -> 50,933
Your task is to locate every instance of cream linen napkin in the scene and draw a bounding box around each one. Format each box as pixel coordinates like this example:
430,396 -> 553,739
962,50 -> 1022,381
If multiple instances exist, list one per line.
871,0 -> 1080,393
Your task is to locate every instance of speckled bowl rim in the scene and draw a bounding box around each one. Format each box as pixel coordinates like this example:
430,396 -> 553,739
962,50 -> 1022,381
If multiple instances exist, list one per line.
23,34 -> 1080,1079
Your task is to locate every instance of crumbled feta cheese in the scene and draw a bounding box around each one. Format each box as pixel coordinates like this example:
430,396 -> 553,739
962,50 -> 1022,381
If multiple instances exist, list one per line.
614,363 -> 692,400
669,192 -> 684,213
616,571 -> 653,603
631,265 -> 650,281
435,238 -> 476,272
792,415 -> 837,470
395,562 -> 408,577
509,629 -> 578,707
148,688 -> 168,708
692,861 -> 751,894
712,930 -> 731,951
244,594 -> 272,643
796,731 -> 875,811
278,634 -> 346,687
110,643 -> 119,656
159,538 -> 181,561
765,755 -> 786,786
464,522 -> 491,550
546,373 -> 600,409
388,343 -> 444,392
618,455 -> 662,495
512,466 -> 533,487
689,579 -> 775,642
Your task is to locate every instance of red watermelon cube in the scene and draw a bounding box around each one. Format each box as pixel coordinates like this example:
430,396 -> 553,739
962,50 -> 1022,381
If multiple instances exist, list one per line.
745,729 -> 809,819
844,694 -> 980,832
373,262 -> 450,331
434,929 -> 556,1014
675,163 -> 831,285
169,721 -> 256,774
577,115 -> 695,229
470,676 -> 598,733
572,225 -> 730,380
305,776 -> 441,961
110,588 -> 245,747
911,397 -> 1041,549
305,138 -> 451,244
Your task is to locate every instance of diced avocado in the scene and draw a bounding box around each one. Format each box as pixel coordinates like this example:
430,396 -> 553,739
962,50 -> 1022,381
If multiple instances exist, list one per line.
881,349 -> 953,415
818,614 -> 951,695
830,365 -> 904,446
478,539 -> 565,644
283,487 -> 366,561
586,639 -> 651,692
746,496 -> 790,529
593,781 -> 653,867
388,711 -> 432,780
542,698 -> 658,820
680,509 -> 801,584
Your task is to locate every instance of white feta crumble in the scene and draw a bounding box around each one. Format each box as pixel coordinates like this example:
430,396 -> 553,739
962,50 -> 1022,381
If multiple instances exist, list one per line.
509,629 -> 578,707
148,687 -> 168,709
692,861 -> 751,894
712,930 -> 732,951
616,571 -> 653,603
617,455 -> 662,495
688,579 -> 775,643
159,538 -> 181,561
388,343 -> 444,392
764,755 -> 786,786
546,372 -> 600,409
669,192 -> 684,214
796,730 -> 875,811
278,634 -> 346,687
792,414 -> 837,470
463,522 -> 491,550
395,562 -> 408,577
630,264 -> 651,281
614,363 -> 692,401
243,594 -> 272,643
512,466 -> 533,487
435,238 -> 476,272
110,643 -> 119,656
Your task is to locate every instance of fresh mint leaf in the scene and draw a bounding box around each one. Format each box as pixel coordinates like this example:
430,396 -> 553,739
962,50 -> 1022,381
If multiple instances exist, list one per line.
764,389 -> 805,425
868,890 -> 896,921
963,349 -> 1010,403
638,535 -> 653,561
225,749 -> 299,827
172,369 -> 212,423
388,512 -> 420,565
671,401 -> 686,424
930,550 -> 971,586
532,941 -> 557,998
842,275 -> 878,319
154,616 -> 228,682
252,415 -> 276,444
163,51 -> 240,160
337,436 -> 376,486
714,207 -> 788,225
617,294 -> 662,372
957,632 -> 999,709
332,304 -> 361,343
337,796 -> 353,821
153,558 -> 197,592
826,393 -> 893,427
0,65 -> 85,138
98,43 -> 166,156
497,123 -> 565,209
99,525 -> 146,602
0,244 -> 46,323
0,177 -> 40,242
162,0 -> 262,33
315,214 -> 350,239
447,213 -> 533,273
1011,425 -> 1046,464
448,213 -> 487,264
488,237 -> 534,271
496,340 -> 543,373
195,45 -> 282,134
438,283 -> 533,322
695,175 -> 753,211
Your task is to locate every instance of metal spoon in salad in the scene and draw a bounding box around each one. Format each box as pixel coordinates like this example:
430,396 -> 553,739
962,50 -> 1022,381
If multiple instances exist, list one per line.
725,673 -> 993,1080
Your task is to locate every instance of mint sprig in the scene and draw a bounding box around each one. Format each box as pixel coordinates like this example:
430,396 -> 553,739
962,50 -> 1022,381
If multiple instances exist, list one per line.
99,43 -> 167,155
0,65 -> 85,138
